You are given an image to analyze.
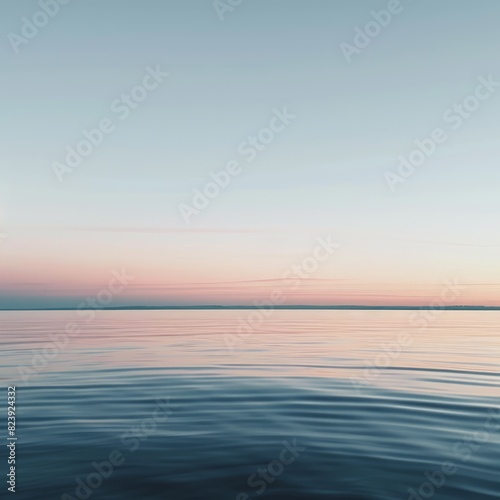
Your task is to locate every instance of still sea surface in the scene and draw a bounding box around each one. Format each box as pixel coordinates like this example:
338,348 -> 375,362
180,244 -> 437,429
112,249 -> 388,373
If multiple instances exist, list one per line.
1,310 -> 499,500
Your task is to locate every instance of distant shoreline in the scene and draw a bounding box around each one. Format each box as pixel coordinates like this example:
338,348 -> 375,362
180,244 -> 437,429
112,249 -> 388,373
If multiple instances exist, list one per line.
1,305 -> 499,311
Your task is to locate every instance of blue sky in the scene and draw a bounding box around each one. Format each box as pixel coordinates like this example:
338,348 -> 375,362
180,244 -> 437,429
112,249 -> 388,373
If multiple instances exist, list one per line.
1,0 -> 499,307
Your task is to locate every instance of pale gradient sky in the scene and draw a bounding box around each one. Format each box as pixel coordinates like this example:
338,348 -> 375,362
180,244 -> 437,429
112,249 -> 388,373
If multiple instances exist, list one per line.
1,0 -> 499,308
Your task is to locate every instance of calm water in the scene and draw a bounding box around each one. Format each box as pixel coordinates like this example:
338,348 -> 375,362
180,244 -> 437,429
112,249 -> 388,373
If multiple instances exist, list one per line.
1,310 -> 499,500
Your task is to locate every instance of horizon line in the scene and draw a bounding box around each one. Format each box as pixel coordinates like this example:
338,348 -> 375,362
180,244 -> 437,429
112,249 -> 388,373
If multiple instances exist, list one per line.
1,305 -> 499,311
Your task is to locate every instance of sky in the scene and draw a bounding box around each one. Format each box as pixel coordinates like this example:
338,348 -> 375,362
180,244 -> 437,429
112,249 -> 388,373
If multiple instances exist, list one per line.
1,0 -> 499,308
